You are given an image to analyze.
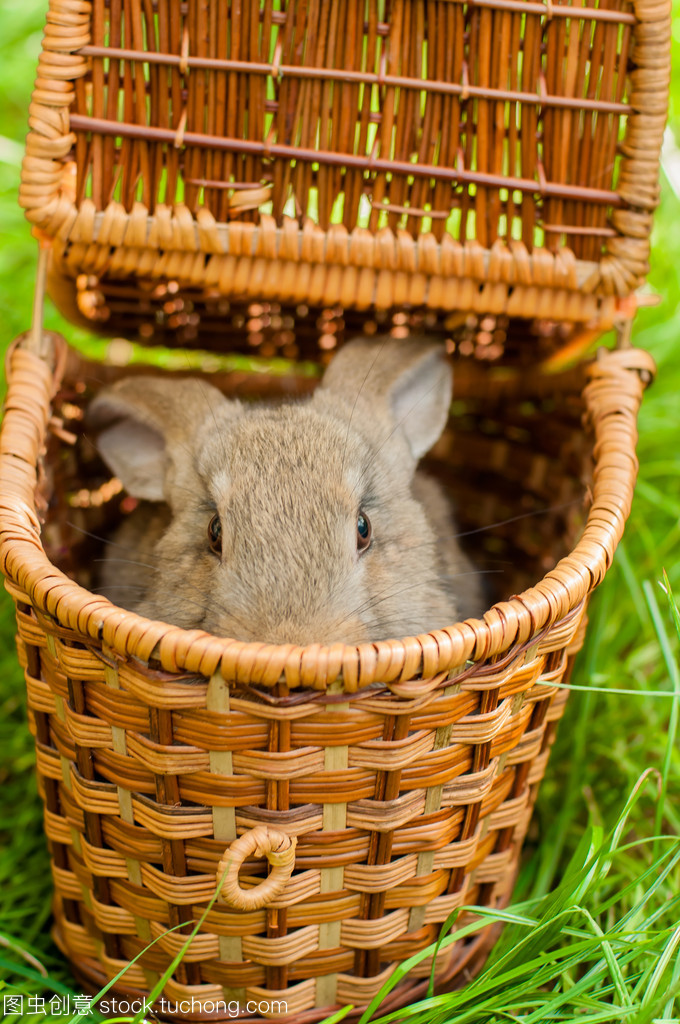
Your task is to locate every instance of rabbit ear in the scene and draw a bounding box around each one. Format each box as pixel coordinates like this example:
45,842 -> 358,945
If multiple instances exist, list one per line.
88,377 -> 234,501
95,417 -> 166,500
320,336 -> 452,459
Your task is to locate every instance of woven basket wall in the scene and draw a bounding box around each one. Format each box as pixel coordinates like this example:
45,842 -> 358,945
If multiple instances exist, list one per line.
20,0 -> 670,352
0,330 -> 655,1021
3,0 -> 670,1020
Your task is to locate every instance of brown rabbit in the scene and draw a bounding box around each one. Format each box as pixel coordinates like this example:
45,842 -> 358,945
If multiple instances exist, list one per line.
89,337 -> 485,644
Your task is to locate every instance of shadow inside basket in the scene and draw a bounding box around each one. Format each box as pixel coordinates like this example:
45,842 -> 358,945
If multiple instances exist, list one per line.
40,310 -> 593,632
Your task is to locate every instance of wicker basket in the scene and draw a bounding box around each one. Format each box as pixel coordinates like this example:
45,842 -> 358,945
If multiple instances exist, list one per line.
20,0 -> 670,348
1,0 -> 670,1020
0,327 -> 655,1021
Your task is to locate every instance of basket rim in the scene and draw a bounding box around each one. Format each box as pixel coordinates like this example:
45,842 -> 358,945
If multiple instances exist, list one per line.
0,333 -> 655,689
18,0 -> 672,320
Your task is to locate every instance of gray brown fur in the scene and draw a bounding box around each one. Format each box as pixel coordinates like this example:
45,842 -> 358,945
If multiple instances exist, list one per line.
90,337 -> 485,644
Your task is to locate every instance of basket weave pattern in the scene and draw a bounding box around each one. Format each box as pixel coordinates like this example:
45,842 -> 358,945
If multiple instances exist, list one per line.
20,0 -> 671,337
0,337 -> 655,1020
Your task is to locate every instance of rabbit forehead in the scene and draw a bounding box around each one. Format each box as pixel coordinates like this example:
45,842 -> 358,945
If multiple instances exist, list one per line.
199,403 -> 372,506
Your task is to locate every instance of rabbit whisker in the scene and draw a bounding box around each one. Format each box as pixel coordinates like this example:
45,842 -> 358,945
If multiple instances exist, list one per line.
340,337 -> 389,483
340,569 -> 502,626
92,554 -> 231,619
91,584 -> 215,621
66,519 -> 207,570
66,520 -> 158,552
452,497 -> 583,538
91,584 -> 149,592
94,563 -> 254,638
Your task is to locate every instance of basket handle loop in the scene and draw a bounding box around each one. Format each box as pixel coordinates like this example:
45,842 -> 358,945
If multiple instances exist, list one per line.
592,345 -> 656,388
217,826 -> 297,911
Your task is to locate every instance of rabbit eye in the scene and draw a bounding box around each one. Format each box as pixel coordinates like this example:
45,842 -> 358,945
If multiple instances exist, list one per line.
357,512 -> 371,553
208,513 -> 222,555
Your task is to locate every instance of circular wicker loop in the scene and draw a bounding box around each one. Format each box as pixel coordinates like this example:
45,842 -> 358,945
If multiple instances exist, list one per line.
217,826 -> 297,911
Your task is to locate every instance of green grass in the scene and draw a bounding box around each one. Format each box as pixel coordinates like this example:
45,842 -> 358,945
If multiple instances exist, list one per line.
1,1 -> 680,1021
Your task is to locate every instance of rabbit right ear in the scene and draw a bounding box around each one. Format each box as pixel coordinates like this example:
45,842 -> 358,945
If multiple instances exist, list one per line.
88,377 -> 235,501
320,336 -> 452,461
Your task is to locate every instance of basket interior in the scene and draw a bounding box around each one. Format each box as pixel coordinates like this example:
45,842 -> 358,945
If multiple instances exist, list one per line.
43,325 -> 592,624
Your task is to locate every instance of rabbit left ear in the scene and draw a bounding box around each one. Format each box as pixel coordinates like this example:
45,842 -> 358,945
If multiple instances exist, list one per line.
319,336 -> 452,460
88,376 -> 237,501
95,417 -> 166,501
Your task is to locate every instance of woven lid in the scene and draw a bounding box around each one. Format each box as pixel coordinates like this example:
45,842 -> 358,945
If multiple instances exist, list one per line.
21,0 -> 670,349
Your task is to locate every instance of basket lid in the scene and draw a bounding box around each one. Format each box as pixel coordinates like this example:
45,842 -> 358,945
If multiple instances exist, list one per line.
21,0 -> 670,350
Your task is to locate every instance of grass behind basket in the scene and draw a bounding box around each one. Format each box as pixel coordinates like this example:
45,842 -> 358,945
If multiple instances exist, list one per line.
1,2 -> 680,1021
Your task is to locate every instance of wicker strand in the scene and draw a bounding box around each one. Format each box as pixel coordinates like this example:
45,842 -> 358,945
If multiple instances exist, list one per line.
26,244 -> 50,359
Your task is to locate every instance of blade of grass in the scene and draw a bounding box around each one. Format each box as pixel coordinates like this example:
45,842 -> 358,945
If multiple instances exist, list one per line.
616,541 -> 653,630
530,587 -> 610,898
63,918 -> 199,1023
642,578 -> 680,852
